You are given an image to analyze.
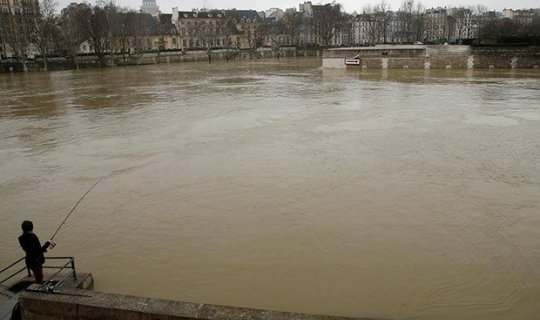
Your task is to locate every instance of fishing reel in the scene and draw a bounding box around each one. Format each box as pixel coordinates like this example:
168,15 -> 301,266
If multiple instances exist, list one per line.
46,240 -> 57,251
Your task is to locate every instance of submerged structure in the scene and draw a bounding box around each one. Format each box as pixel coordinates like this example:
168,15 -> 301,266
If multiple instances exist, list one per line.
323,45 -> 540,70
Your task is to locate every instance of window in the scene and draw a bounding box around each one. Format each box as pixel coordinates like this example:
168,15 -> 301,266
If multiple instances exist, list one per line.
14,8 -> 20,14
2,7 -> 8,13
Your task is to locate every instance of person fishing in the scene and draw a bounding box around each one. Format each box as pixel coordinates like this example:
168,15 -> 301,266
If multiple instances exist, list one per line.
18,220 -> 54,284
16,178 -> 101,286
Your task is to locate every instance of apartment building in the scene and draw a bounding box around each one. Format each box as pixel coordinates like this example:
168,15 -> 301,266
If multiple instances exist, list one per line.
503,9 -> 537,25
424,8 -> 449,43
0,0 -> 39,59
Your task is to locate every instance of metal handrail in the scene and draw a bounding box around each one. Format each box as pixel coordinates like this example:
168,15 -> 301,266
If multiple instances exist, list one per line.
0,257 -> 31,286
39,258 -> 77,290
0,256 -> 76,289
0,257 -> 26,275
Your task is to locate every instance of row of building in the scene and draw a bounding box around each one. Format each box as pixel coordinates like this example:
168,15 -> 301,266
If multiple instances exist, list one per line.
139,1 -> 540,50
133,0 -> 317,53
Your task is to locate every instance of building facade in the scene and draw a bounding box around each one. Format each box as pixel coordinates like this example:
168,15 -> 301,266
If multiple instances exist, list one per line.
0,0 -> 39,59
424,8 -> 449,43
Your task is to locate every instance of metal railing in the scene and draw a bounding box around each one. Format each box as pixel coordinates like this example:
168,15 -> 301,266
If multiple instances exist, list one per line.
0,257 -> 77,292
0,257 -> 29,287
40,257 -> 77,290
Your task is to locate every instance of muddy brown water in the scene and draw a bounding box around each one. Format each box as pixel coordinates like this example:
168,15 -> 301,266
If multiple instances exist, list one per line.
1,59 -> 539,320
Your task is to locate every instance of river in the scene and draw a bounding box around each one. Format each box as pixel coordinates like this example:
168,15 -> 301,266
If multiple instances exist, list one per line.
1,59 -> 539,319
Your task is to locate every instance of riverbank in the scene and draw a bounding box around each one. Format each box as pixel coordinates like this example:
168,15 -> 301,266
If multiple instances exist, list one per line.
323,45 -> 540,69
0,48 -> 322,73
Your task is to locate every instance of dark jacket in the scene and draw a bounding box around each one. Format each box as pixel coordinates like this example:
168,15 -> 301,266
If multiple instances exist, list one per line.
18,232 -> 48,267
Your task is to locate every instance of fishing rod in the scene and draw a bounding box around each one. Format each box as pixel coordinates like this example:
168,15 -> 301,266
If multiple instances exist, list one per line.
49,178 -> 104,242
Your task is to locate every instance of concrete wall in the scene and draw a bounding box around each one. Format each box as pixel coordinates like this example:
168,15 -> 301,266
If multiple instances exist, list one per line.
0,49 -> 324,73
323,45 -> 540,69
19,286 -> 374,320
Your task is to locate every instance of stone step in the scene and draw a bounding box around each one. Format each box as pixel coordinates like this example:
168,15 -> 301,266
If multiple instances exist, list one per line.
0,273 -> 93,320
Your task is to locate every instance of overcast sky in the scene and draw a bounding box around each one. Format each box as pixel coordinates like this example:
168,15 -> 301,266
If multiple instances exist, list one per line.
58,0 -> 539,13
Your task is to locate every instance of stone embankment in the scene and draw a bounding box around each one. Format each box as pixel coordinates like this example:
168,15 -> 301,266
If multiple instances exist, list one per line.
0,48 -> 322,73
19,285 -> 375,320
323,45 -> 540,69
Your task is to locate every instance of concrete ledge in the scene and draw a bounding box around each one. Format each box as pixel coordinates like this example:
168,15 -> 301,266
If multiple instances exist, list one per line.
20,286 -> 376,320
323,45 -> 540,69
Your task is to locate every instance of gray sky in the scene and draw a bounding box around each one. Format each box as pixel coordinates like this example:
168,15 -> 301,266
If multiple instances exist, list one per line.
58,0 -> 539,14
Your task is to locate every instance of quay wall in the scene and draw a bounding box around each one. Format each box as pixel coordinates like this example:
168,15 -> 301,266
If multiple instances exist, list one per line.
0,48 -> 322,73
323,45 -> 540,70
19,285 -> 374,320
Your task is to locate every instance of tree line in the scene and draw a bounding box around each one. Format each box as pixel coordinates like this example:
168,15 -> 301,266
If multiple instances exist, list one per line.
1,0 -> 169,71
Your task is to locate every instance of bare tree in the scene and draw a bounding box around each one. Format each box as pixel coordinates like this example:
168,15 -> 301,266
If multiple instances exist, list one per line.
373,0 -> 392,43
312,2 -> 346,47
257,19 -> 285,56
400,0 -> 414,42
360,5 -> 377,45
399,0 -> 425,43
0,9 -> 10,60
0,0 -> 36,71
247,21 -> 263,53
479,18 -> 520,40
448,7 -> 471,42
75,1 -> 119,67
195,18 -> 223,63
115,11 -> 130,63
470,5 -> 489,38
58,3 -> 86,69
478,16 -> 539,43
221,18 -> 240,60
412,2 -> 425,42
282,11 -> 304,47
33,0 -> 57,70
